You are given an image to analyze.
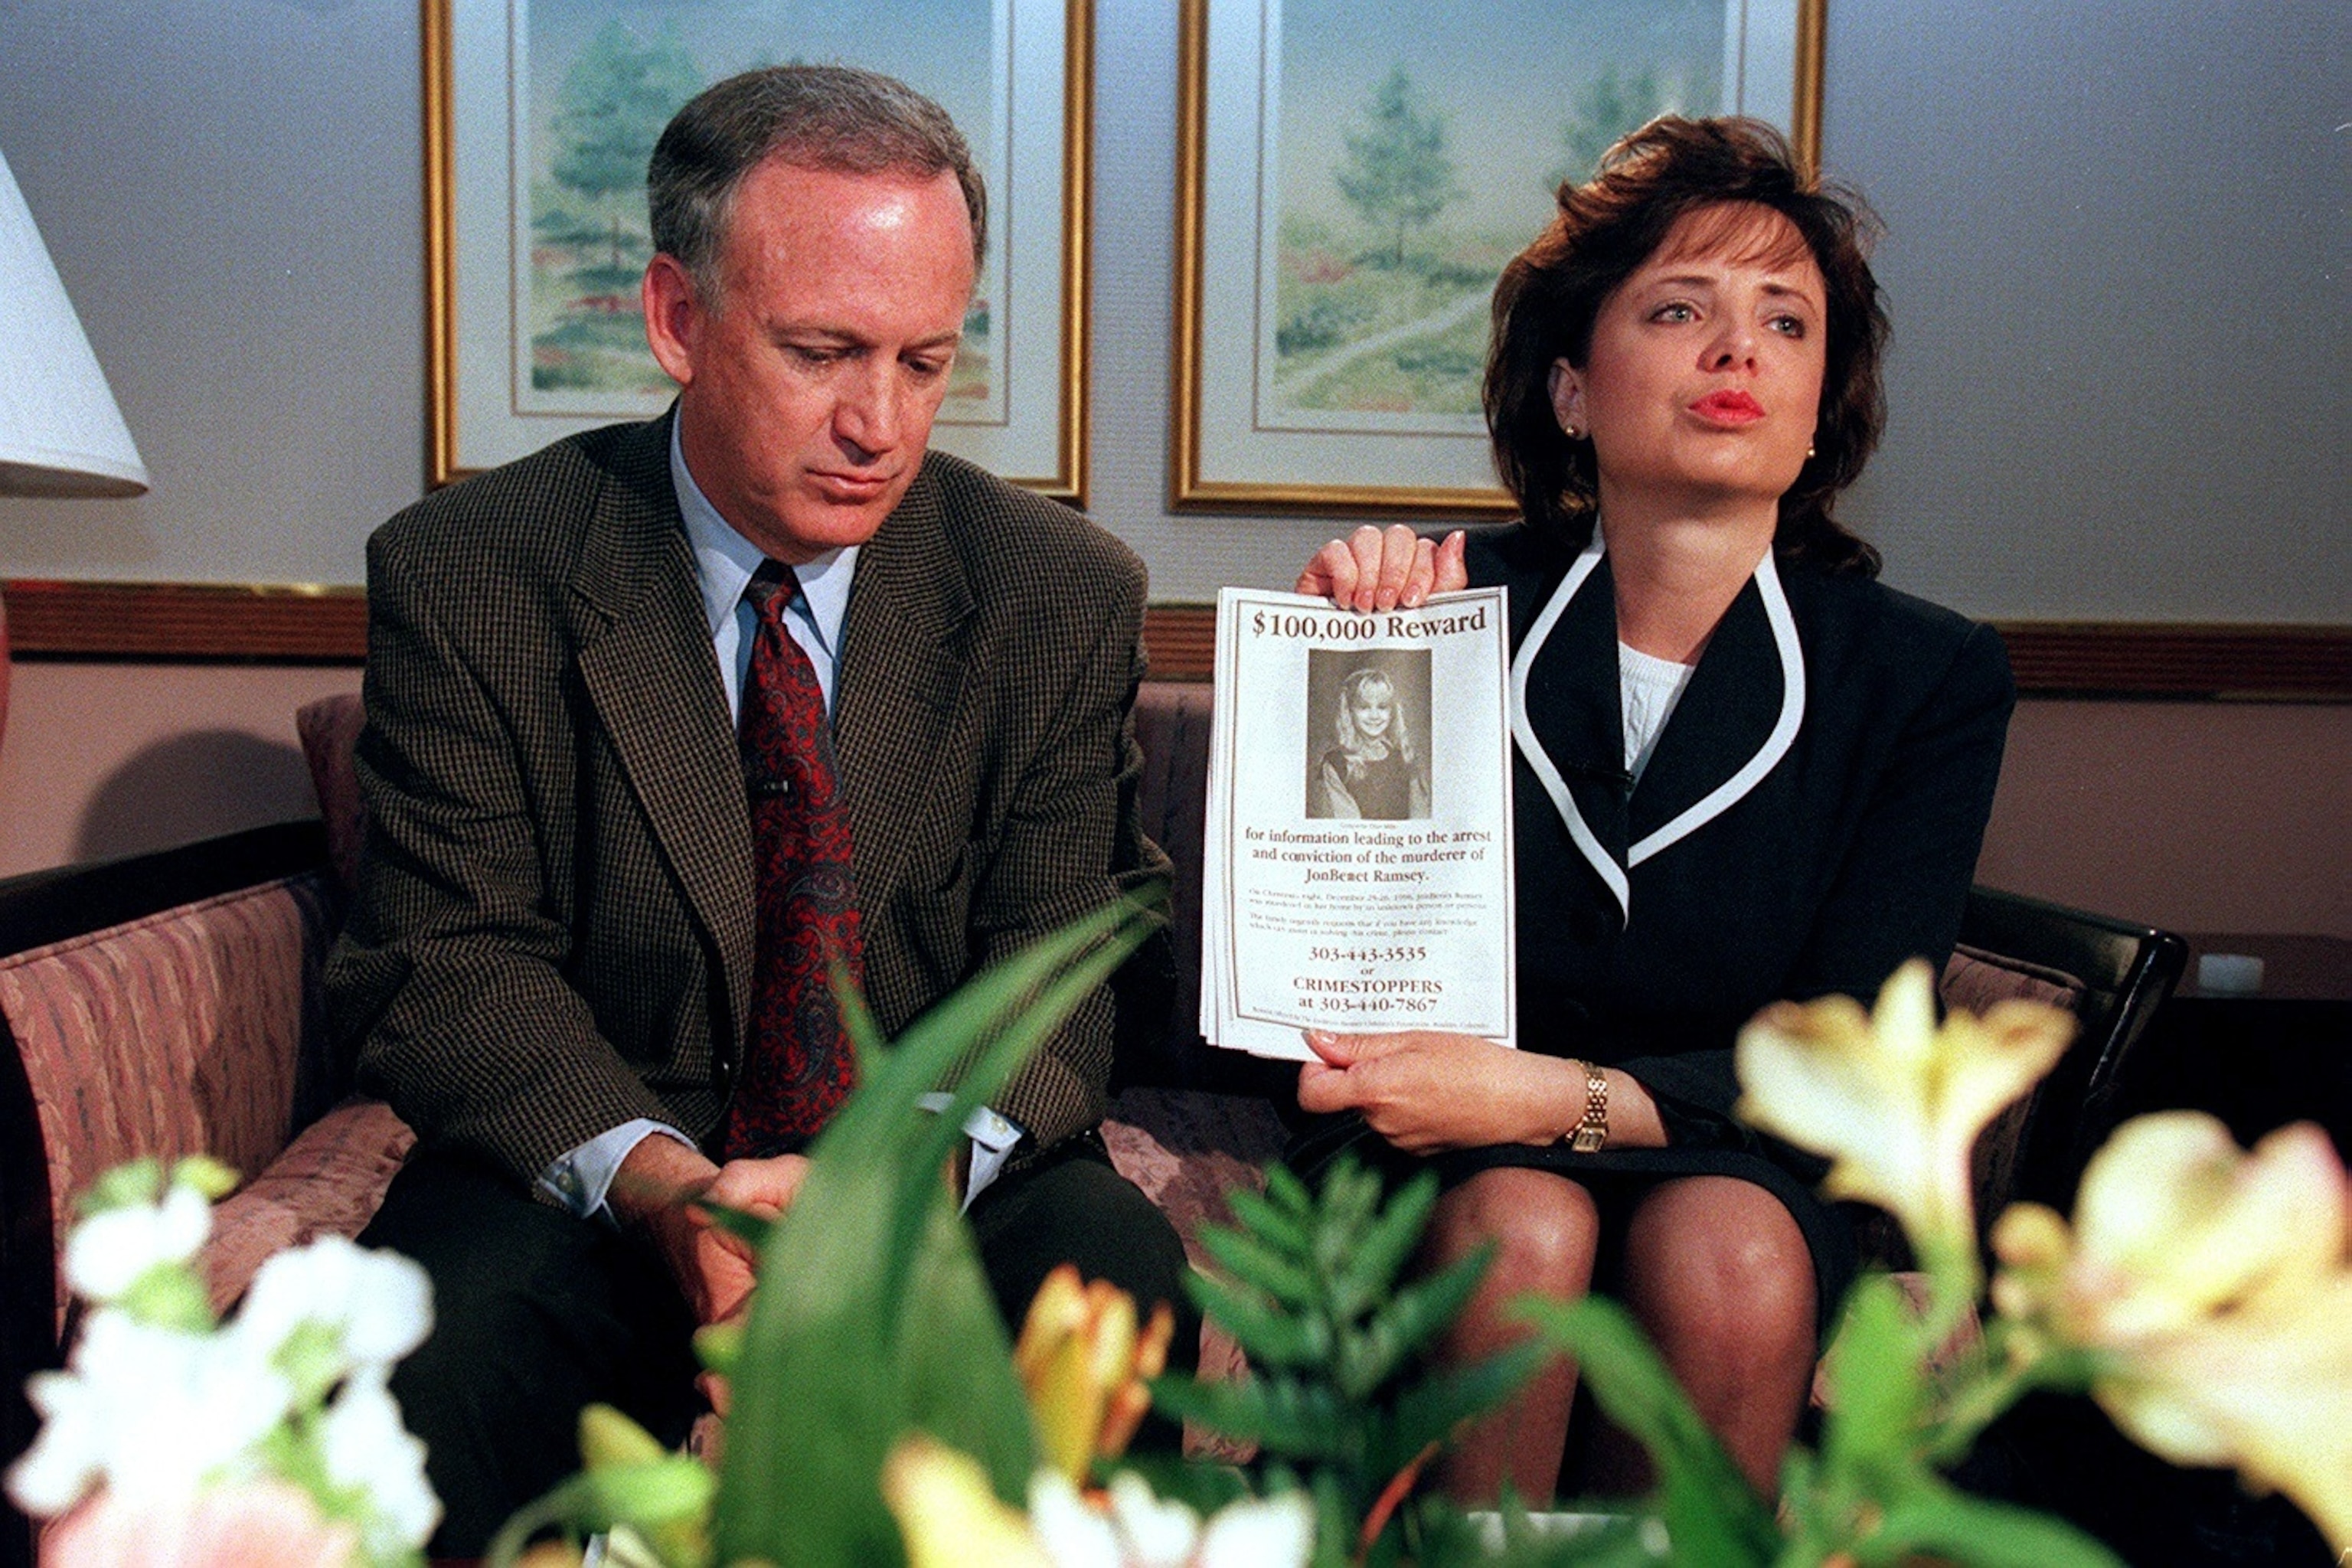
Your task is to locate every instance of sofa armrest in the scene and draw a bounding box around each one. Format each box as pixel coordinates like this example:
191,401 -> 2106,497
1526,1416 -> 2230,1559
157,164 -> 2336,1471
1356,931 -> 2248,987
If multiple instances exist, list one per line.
0,824 -> 338,1348
202,1096 -> 416,1313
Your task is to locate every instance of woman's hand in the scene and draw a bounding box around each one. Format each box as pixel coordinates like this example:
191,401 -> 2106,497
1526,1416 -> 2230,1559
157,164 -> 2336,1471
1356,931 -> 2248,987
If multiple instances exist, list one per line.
1297,526 -> 1469,612
1296,1030 -> 1667,1154
1298,1029 -> 1573,1153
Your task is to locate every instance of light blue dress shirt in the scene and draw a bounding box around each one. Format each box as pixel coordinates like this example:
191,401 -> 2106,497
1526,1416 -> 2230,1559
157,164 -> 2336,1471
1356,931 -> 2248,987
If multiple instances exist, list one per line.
534,418 -> 1023,1219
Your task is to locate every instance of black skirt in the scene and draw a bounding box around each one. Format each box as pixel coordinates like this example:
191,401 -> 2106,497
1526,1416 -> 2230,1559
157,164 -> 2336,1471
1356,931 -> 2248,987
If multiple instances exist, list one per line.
1285,1109 -> 1859,1348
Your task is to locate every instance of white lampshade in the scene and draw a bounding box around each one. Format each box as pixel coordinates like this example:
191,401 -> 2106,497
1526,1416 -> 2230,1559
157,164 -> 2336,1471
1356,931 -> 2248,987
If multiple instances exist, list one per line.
0,145 -> 147,497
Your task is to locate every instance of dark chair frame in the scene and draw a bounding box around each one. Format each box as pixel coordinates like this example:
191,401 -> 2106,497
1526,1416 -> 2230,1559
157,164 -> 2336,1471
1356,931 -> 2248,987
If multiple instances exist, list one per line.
1958,885 -> 2188,1215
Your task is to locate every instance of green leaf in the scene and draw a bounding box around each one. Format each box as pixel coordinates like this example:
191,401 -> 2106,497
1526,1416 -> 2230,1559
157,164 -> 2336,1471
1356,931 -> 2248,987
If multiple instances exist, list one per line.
1262,1163 -> 1316,1217
580,1457 -> 715,1528
118,1266 -> 214,1334
711,899 -> 1160,1568
271,1320 -> 346,1406
1373,1338 -> 1548,1480
854,897 -> 1158,1316
1195,1220 -> 1320,1308
1331,1169 -> 1438,1318
1517,1295 -> 1779,1566
169,1154 -> 240,1200
1147,1373 -> 1353,1462
1183,1270 -> 1327,1367
1873,1477 -> 2127,1568
1223,1184 -> 1314,1254
691,1321 -> 740,1377
1818,1271 -> 1932,1475
78,1157 -> 165,1216
1309,1468 -> 1359,1568
1338,1243 -> 1494,1399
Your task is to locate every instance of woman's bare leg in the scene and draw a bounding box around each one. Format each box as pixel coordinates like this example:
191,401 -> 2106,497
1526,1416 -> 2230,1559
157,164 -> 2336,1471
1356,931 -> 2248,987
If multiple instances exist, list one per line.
1609,1175 -> 1816,1499
1423,1167 -> 1601,1504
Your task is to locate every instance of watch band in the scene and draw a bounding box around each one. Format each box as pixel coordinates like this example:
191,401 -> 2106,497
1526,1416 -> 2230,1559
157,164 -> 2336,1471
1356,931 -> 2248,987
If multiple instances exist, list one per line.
1569,1061 -> 1609,1153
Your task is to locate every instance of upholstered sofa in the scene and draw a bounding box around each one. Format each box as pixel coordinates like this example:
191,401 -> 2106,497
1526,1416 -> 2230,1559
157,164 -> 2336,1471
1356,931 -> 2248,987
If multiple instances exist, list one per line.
0,680 -> 2182,1566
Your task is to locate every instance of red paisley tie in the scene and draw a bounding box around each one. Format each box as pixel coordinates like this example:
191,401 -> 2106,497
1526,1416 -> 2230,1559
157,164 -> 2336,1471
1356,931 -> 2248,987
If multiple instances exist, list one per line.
718,560 -> 863,1159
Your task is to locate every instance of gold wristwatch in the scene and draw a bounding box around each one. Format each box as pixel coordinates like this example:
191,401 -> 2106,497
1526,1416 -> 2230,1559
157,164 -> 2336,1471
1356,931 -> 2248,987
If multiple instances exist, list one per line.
1569,1061 -> 1609,1152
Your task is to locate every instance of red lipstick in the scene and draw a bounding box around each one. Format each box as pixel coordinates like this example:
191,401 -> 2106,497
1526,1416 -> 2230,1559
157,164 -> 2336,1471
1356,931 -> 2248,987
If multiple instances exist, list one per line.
1689,390 -> 1765,424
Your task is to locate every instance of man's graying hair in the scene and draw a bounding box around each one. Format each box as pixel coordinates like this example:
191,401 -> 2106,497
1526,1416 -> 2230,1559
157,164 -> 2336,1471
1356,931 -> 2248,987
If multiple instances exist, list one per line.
648,64 -> 988,301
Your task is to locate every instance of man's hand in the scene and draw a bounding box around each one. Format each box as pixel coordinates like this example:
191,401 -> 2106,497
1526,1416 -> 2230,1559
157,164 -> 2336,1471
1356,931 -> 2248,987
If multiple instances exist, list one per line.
1296,1030 -> 1664,1154
609,1135 -> 809,1326
1296,526 -> 1468,612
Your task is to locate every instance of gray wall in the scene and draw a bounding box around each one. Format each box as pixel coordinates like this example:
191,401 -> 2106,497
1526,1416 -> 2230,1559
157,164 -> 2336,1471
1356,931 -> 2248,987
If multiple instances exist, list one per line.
1,0 -> 2345,617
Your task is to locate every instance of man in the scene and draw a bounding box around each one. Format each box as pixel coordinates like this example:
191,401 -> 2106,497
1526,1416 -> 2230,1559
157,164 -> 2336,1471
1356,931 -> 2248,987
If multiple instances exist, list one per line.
328,66 -> 1187,1552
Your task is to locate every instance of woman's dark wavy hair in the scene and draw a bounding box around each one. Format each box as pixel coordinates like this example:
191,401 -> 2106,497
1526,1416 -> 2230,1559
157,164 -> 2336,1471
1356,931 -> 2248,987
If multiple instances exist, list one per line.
1484,116 -> 1888,575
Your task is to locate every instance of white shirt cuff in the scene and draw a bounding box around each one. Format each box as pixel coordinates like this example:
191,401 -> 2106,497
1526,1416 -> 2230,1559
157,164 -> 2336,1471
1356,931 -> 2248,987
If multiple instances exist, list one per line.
539,1118 -> 695,1221
916,1093 -> 1026,1211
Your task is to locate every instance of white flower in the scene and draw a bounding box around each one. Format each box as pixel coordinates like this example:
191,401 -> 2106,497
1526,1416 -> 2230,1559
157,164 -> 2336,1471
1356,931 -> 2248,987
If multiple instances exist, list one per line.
1028,1468 -> 1315,1568
235,1235 -> 433,1370
318,1368 -> 441,1557
8,1310 -> 289,1515
1101,1470 -> 1201,1567
1991,1114 -> 2352,1550
1736,959 -> 2072,1269
1028,1470 -> 1122,1564
64,1185 -> 212,1303
1190,1491 -> 1316,1568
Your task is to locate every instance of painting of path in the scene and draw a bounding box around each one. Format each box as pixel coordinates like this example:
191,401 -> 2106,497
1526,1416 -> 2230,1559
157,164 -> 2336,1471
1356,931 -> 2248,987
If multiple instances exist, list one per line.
517,0 -> 999,419
1266,0 -> 1726,433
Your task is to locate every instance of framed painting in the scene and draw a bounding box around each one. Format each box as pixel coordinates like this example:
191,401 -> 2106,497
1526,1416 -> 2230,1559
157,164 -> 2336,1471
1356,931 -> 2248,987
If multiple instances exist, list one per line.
1174,0 -> 1824,514
425,0 -> 1092,498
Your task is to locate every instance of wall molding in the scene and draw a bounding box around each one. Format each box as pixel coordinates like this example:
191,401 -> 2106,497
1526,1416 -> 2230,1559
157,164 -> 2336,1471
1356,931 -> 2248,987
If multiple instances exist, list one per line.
5,582 -> 2346,700
3,581 -> 369,664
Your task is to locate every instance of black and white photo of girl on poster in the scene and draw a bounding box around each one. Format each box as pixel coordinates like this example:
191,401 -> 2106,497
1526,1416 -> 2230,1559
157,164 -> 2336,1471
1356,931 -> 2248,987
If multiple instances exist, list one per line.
1305,648 -> 1432,819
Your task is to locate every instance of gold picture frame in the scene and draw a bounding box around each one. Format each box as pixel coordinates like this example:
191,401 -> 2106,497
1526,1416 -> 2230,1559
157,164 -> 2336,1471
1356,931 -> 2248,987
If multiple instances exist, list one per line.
1174,0 -> 1825,514
424,0 -> 1093,501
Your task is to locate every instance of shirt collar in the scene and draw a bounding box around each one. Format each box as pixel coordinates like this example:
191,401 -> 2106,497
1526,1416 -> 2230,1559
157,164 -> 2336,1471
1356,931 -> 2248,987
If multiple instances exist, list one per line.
669,413 -> 857,656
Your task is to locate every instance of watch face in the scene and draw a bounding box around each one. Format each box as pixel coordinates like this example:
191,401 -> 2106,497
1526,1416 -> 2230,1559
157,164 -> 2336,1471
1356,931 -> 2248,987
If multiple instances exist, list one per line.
1570,1126 -> 1606,1153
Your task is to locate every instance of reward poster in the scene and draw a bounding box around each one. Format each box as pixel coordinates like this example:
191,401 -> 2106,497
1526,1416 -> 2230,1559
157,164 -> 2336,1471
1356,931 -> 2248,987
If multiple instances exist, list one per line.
1201,589 -> 1517,1059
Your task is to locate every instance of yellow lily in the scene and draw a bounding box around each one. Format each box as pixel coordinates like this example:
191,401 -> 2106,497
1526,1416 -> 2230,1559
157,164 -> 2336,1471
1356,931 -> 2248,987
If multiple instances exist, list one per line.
880,1435 -> 1054,1568
1012,1265 -> 1174,1484
1991,1113 -> 2352,1551
1736,959 -> 2072,1270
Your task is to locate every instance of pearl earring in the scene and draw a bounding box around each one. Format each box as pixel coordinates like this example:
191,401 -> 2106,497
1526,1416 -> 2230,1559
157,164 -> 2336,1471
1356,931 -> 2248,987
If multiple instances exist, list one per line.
1805,441 -> 1817,459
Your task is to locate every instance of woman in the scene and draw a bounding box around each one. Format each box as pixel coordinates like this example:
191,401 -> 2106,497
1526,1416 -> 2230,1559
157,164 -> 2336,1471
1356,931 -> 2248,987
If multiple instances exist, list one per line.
1291,118 -> 2013,1503
1316,666 -> 1430,820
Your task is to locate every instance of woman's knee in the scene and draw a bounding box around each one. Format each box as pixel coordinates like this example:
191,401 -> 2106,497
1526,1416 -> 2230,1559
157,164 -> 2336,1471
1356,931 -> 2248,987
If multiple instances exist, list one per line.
1427,1167 -> 1602,1298
1624,1179 -> 1815,1363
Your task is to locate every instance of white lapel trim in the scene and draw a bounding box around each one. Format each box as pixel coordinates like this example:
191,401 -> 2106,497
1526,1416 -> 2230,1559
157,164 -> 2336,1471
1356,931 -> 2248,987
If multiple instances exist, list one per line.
1509,537 -> 1627,919
1508,537 -> 1808,925
1627,548 -> 1806,867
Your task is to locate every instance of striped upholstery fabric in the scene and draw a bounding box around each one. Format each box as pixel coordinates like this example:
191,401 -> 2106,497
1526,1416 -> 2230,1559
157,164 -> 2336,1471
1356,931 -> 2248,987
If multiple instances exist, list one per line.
1942,945 -> 2086,1241
0,872 -> 340,1330
296,691 -> 368,905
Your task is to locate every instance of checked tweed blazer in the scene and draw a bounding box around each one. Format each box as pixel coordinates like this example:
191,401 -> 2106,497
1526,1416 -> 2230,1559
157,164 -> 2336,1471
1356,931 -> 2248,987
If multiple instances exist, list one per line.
326,413 -> 1171,1191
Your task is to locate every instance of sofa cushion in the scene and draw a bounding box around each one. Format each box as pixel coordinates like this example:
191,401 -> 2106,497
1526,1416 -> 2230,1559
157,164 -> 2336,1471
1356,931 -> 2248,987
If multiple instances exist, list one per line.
296,692 -> 367,904
201,1096 -> 416,1312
